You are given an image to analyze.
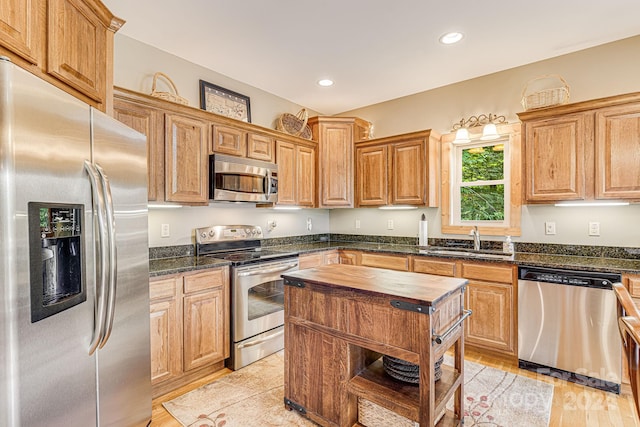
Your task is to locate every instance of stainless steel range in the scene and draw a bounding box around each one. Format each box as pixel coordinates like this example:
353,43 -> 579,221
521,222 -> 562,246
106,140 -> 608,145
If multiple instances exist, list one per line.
195,225 -> 298,370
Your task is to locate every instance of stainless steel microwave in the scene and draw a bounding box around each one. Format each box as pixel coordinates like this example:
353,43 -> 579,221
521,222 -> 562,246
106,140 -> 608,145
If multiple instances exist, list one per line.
209,154 -> 278,203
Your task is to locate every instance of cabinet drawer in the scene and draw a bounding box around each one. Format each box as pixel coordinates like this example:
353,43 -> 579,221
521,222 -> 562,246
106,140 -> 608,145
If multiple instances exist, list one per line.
184,267 -> 228,294
461,263 -> 513,284
360,253 -> 409,271
150,276 -> 180,301
412,257 -> 456,277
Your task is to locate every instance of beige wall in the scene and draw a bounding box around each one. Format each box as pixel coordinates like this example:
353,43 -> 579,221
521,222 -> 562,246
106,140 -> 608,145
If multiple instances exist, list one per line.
340,35 -> 640,138
112,35 -> 320,129
113,34 -> 640,248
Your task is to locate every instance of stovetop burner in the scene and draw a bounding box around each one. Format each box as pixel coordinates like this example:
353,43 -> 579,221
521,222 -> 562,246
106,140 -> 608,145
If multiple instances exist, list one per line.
195,224 -> 297,265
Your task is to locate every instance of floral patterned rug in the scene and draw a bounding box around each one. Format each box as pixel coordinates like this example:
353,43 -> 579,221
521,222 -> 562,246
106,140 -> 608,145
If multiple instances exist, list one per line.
163,351 -> 554,427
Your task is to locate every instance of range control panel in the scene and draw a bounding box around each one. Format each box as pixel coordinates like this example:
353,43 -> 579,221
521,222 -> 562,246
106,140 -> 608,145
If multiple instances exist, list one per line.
195,225 -> 263,244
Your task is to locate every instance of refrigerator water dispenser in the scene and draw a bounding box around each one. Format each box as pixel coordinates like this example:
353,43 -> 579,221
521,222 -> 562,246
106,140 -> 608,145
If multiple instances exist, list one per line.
28,202 -> 86,322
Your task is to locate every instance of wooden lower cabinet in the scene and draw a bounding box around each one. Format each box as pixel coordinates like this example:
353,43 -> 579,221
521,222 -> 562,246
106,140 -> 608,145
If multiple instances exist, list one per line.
338,250 -> 516,357
298,250 -> 339,270
149,276 -> 181,386
460,262 -> 516,356
149,266 -> 230,397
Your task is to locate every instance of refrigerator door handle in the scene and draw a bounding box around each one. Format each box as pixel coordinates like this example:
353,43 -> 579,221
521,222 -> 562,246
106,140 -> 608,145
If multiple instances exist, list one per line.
84,160 -> 109,355
96,163 -> 117,348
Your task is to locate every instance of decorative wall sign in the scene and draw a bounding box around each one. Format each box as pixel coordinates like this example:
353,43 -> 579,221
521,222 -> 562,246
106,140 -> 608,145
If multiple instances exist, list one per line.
199,80 -> 251,123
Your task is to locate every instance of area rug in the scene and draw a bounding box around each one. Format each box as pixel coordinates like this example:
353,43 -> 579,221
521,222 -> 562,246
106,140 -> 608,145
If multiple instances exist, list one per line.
163,351 -> 553,427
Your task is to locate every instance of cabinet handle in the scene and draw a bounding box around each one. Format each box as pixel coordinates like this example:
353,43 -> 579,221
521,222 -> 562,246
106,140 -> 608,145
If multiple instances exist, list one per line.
432,309 -> 472,345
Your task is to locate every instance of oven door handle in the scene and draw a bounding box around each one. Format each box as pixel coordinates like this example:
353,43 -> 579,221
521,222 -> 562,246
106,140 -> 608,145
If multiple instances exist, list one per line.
237,263 -> 298,277
236,329 -> 284,349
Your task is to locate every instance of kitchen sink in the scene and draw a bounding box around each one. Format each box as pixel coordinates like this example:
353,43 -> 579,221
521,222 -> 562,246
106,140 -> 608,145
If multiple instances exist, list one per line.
419,247 -> 514,261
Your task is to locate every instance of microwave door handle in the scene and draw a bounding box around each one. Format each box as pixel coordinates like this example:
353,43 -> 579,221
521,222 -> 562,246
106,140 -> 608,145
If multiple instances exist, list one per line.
264,171 -> 272,199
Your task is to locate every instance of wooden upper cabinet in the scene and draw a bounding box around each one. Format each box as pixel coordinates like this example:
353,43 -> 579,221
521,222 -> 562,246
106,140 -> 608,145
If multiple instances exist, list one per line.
1,0 -> 121,111
518,92 -> 640,203
275,139 -> 316,207
165,113 -> 209,204
522,113 -> 589,202
595,103 -> 640,199
0,0 -> 42,65
211,124 -> 246,157
356,145 -> 388,206
112,97 -> 164,201
354,130 -> 439,208
309,117 -> 370,208
391,139 -> 426,205
247,132 -> 275,162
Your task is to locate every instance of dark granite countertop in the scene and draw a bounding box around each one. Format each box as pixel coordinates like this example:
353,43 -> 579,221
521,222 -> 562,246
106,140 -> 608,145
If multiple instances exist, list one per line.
149,256 -> 230,277
149,241 -> 640,277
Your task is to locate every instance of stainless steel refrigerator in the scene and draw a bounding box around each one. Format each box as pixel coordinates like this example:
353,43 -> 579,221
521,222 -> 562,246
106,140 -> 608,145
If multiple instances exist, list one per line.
0,58 -> 152,426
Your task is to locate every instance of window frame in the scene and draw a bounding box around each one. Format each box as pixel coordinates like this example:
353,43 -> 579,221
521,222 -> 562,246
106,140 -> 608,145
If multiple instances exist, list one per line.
441,123 -> 522,237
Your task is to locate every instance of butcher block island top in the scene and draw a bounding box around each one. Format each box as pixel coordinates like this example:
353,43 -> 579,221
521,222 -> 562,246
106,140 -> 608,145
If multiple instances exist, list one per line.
282,264 -> 469,427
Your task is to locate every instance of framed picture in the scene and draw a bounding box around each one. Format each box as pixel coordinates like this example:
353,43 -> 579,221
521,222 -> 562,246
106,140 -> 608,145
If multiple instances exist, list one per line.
199,80 -> 251,123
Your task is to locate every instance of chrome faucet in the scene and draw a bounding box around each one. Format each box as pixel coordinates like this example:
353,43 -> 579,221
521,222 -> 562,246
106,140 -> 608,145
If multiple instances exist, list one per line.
469,226 -> 480,251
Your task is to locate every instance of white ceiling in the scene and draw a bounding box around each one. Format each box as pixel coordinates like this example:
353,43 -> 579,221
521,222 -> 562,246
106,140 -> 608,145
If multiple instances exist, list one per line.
103,0 -> 640,115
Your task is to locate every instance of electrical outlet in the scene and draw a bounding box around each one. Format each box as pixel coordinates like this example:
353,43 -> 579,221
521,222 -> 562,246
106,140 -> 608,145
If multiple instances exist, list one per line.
589,222 -> 600,236
355,219 -> 361,229
545,222 -> 556,235
387,219 -> 394,230
306,217 -> 313,231
161,223 -> 170,238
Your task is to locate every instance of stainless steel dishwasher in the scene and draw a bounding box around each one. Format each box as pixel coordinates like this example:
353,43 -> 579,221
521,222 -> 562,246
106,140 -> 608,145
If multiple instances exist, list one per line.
518,266 -> 622,393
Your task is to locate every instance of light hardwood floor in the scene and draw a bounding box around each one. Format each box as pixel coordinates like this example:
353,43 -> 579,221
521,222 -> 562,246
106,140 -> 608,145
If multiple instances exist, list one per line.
150,349 -> 639,427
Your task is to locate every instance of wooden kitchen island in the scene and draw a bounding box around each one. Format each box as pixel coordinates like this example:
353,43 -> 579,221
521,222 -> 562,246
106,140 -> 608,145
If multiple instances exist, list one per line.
282,264 -> 470,427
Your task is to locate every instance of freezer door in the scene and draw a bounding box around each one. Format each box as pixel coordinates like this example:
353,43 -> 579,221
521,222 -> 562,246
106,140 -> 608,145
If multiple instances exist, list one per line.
91,108 -> 152,426
1,60 -> 99,426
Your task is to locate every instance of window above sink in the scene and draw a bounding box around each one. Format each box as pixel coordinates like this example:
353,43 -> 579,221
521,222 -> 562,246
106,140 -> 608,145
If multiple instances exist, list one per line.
441,123 -> 522,237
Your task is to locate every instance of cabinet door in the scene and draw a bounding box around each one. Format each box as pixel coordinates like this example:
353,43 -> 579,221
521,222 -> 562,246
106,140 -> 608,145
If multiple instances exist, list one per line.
0,0 -> 41,64
391,140 -> 425,205
47,0 -> 108,103
149,277 -> 181,386
296,144 -> 316,207
464,281 -> 514,354
247,132 -> 274,162
595,104 -> 640,199
165,113 -> 209,204
113,98 -> 164,201
524,114 -> 589,202
356,145 -> 388,206
318,122 -> 353,207
275,140 -> 296,205
183,286 -> 227,371
212,124 -> 246,157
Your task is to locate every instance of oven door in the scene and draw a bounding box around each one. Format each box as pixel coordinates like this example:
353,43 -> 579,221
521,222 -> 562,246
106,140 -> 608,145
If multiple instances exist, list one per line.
232,257 -> 298,342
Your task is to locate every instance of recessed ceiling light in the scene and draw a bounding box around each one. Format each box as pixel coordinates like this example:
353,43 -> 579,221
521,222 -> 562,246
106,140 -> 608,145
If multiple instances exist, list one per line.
439,32 -> 464,45
318,79 -> 334,87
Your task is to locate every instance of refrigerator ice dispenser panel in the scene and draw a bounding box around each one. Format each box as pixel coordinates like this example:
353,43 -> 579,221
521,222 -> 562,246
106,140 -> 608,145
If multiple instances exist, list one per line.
28,202 -> 86,322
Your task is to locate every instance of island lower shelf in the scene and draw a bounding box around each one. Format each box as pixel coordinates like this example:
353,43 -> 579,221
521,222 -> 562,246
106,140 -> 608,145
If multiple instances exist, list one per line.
282,264 -> 469,427
347,358 -> 462,422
